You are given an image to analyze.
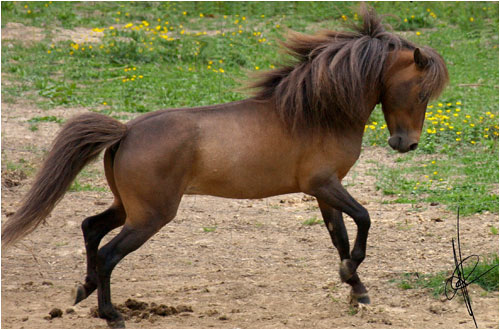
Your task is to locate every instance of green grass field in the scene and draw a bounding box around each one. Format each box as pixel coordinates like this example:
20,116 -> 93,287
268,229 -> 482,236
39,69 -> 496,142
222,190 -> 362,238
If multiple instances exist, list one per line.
2,1 -> 498,216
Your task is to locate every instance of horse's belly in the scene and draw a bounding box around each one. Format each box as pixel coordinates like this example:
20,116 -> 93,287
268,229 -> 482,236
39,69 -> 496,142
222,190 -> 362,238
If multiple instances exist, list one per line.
184,170 -> 299,199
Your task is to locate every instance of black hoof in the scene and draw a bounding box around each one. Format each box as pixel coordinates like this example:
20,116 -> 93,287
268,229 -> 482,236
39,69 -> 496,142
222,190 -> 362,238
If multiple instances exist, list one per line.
106,317 -> 125,329
350,292 -> 370,306
72,284 -> 87,305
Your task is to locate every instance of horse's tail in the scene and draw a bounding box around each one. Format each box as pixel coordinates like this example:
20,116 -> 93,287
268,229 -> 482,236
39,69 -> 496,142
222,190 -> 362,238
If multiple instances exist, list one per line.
2,113 -> 127,248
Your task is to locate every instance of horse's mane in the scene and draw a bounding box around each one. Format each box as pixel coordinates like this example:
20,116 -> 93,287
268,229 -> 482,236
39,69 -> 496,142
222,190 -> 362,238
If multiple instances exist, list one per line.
250,5 -> 449,134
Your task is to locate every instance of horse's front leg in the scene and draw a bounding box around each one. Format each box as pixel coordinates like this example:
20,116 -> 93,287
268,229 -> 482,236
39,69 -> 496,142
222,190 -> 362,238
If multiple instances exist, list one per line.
310,176 -> 371,305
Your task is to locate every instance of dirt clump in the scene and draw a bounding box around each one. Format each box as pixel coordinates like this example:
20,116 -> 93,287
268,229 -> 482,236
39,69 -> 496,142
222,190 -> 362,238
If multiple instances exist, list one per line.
44,308 -> 63,320
2,168 -> 27,188
89,299 -> 193,321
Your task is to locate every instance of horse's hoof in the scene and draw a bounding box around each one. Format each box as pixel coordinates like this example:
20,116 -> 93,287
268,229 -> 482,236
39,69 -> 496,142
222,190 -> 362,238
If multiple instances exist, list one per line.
71,284 -> 86,305
339,259 -> 356,282
350,292 -> 370,306
106,317 -> 126,329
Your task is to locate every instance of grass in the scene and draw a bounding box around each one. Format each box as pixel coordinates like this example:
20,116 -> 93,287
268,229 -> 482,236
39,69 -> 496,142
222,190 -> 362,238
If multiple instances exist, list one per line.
391,254 -> 499,298
373,147 -> 498,215
202,226 -> 217,233
69,180 -> 107,192
1,2 -> 498,215
302,217 -> 323,226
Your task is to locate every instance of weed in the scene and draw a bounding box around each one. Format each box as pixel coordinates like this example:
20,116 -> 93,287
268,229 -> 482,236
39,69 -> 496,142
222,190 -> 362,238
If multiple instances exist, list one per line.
302,217 -> 323,226
490,226 -> 498,235
202,226 -> 217,233
27,115 -> 64,124
69,180 -> 107,192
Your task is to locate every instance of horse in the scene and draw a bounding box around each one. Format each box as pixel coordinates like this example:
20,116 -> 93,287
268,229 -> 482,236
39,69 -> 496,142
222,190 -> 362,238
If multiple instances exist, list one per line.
2,6 -> 448,328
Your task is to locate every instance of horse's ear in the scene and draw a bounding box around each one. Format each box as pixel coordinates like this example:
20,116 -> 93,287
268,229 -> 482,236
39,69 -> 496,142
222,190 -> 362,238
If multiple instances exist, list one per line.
414,48 -> 429,69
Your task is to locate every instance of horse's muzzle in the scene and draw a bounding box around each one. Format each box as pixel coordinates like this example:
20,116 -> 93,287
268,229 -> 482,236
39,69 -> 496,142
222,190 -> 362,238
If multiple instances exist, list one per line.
388,135 -> 418,153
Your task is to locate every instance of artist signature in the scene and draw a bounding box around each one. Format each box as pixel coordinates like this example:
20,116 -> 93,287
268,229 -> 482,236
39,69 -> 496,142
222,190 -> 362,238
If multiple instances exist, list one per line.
444,209 -> 498,329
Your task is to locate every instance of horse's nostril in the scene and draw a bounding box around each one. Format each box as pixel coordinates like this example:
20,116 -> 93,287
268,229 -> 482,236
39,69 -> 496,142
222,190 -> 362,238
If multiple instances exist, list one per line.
409,143 -> 418,151
388,136 -> 401,150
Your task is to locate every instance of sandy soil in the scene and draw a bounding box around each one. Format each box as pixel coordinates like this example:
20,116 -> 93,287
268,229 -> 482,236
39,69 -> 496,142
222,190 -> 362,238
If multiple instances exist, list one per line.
1,95 -> 498,329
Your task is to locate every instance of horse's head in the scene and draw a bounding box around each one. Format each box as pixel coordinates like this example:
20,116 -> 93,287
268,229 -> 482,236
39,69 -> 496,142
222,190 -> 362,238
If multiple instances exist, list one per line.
381,48 -> 448,153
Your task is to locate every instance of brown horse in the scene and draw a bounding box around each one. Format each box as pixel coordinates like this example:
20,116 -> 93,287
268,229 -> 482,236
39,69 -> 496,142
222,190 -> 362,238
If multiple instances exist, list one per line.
2,7 -> 448,328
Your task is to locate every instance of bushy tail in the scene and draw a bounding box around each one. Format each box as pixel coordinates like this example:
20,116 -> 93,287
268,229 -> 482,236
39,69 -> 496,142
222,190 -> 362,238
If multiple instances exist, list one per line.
2,113 -> 127,247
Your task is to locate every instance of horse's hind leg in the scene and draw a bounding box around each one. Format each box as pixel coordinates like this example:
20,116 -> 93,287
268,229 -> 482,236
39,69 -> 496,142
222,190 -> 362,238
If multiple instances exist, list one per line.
95,203 -> 179,328
73,202 -> 126,305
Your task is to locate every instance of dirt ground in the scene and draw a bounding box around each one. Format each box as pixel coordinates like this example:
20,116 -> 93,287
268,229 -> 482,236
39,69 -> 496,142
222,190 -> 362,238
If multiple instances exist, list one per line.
1,98 -> 499,328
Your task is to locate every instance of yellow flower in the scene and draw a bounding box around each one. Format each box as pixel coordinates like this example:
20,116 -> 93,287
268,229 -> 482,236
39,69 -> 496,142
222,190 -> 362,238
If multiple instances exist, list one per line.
199,13 -> 204,17
469,17 -> 474,22
404,18 -> 408,22
456,101 -> 462,105
456,138 -> 461,141
255,66 -> 260,70
438,103 -> 443,107
431,161 -> 436,164
139,75 -> 143,79
471,141 -> 476,144
341,15 -> 347,21
416,31 -> 421,36
183,11 -> 187,15
219,68 -> 224,73
103,102 -> 107,105
456,132 -> 462,135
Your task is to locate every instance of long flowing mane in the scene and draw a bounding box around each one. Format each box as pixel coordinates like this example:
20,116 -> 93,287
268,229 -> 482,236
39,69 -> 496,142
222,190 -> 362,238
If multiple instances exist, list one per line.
250,5 -> 449,134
